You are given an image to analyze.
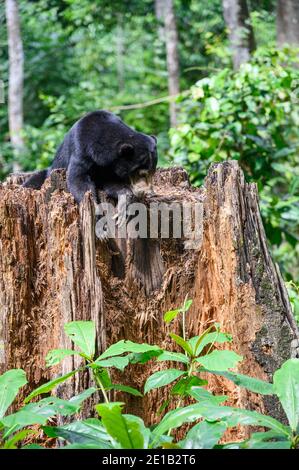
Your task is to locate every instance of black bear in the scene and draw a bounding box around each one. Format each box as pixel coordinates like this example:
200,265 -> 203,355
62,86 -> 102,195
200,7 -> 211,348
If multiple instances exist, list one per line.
23,110 -> 158,204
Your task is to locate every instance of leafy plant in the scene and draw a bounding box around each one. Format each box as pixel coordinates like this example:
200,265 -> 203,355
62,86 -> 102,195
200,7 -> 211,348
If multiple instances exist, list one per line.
1,310 -> 299,450
170,47 -> 299,283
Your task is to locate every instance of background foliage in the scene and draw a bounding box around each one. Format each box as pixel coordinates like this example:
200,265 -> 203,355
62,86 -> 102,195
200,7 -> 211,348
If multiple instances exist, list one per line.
0,0 -> 299,287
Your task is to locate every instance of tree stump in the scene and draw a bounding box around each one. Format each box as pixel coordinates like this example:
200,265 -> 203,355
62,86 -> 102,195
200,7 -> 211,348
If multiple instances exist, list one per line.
0,161 -> 298,440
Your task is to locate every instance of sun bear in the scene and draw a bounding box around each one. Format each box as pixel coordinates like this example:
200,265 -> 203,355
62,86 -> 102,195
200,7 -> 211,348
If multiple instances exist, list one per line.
23,110 -> 158,204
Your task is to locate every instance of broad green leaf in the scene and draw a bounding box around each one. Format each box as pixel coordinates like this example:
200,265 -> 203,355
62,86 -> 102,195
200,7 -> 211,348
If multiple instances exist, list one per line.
63,442 -> 108,449
69,387 -> 97,406
199,406 -> 291,436
244,440 -> 291,449
144,369 -> 186,394
128,350 -> 162,364
171,376 -> 208,397
179,420 -> 227,449
164,309 -> 180,323
46,349 -> 78,367
2,396 -> 81,432
188,326 -> 214,354
152,402 -> 291,442
197,350 -> 242,371
169,334 -> 193,356
163,300 -> 192,323
190,331 -> 232,356
240,430 -> 290,449
24,369 -> 79,403
157,351 -> 190,364
152,403 -> 207,439
96,403 -> 149,449
95,355 -> 130,371
97,340 -> 160,361
190,387 -> 227,405
64,321 -> 96,358
205,369 -> 274,395
43,418 -> 112,448
273,359 -> 299,431
0,369 -> 27,418
107,384 -> 143,397
3,429 -> 36,449
1,409 -> 47,436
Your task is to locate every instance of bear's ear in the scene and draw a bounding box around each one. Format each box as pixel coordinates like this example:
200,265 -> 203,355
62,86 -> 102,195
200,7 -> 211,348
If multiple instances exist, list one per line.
151,135 -> 157,143
118,143 -> 135,159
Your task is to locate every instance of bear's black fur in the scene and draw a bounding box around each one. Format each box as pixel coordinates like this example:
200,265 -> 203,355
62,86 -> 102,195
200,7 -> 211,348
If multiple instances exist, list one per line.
23,110 -> 158,203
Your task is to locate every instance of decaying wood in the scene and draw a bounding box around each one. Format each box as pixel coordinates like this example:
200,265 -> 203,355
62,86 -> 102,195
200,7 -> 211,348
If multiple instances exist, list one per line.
0,161 -> 298,441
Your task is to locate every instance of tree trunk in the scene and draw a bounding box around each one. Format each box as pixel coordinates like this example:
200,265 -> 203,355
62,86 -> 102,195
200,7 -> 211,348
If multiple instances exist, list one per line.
116,13 -> 125,92
5,0 -> 24,173
163,0 -> 180,127
222,0 -> 256,70
155,0 -> 165,41
1,162 -> 298,441
277,0 -> 299,47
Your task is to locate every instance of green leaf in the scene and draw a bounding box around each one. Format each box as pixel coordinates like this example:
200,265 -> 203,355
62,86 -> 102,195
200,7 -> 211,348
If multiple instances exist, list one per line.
157,351 -> 190,364
163,300 -> 192,323
190,387 -> 227,405
24,369 -> 79,403
190,331 -> 232,356
197,350 -> 242,371
92,367 -> 112,389
179,420 -> 227,449
144,369 -> 186,394
97,340 -> 160,361
128,350 -> 162,364
3,429 -> 36,449
244,440 -> 291,449
107,384 -> 143,397
46,349 -> 78,367
64,321 -> 96,358
198,405 -> 291,436
95,355 -> 130,371
205,370 -> 274,395
68,387 -> 97,406
96,403 -> 149,449
152,402 -> 291,442
152,403 -> 207,439
241,430 -> 290,449
171,376 -> 208,397
169,334 -> 193,356
63,442 -> 107,449
0,369 -> 27,419
164,309 -> 180,323
1,397 -> 81,434
43,418 -> 112,448
188,326 -> 214,355
182,299 -> 193,312
273,359 -> 299,431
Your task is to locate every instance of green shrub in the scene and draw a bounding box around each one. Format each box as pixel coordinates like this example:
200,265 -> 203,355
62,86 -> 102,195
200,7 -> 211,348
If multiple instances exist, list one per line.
170,48 -> 299,282
1,302 -> 299,449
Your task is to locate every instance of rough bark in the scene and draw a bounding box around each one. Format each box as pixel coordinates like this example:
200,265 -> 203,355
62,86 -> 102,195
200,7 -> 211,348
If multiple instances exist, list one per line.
5,0 -> 24,172
0,162 -> 298,441
163,0 -> 180,127
222,0 -> 256,70
277,0 -> 299,47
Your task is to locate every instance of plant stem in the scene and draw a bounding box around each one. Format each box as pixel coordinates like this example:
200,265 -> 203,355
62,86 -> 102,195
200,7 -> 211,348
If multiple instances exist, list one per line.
93,369 -> 109,404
